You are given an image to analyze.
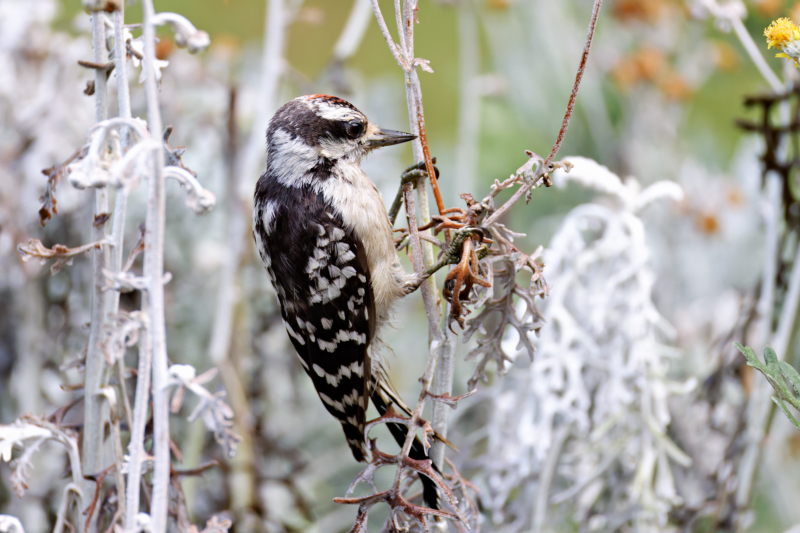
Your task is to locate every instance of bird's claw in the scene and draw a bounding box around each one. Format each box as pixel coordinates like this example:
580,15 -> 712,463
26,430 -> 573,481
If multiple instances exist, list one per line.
444,226 -> 483,264
400,157 -> 439,186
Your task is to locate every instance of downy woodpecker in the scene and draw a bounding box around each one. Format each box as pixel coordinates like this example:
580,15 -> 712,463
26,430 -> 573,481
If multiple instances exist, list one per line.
252,95 -> 438,505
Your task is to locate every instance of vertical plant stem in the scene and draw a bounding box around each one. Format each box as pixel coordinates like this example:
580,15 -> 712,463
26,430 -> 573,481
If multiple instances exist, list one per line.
369,0 -> 407,69
730,16 -> 783,93
532,424 -> 570,533
90,14 -> 109,125
368,0 -> 444,334
403,185 -> 439,334
208,92 -> 243,373
110,0 -> 135,442
430,321 -> 456,467
230,0 -> 288,506
108,5 -> 132,315
387,181 -> 448,501
396,0 -> 454,473
101,388 -> 127,528
403,184 -> 439,385
140,1 -> 170,530
393,1 -> 442,329
124,320 -> 151,530
430,0 -> 479,469
736,241 -> 800,508
403,76 -> 441,329
53,484 -> 84,533
82,12 -> 110,533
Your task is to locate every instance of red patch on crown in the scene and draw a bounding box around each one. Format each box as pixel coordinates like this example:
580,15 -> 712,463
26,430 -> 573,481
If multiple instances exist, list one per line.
304,94 -> 351,107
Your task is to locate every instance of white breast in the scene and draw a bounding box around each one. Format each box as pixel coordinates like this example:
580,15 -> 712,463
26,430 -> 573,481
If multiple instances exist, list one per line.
316,162 -> 412,319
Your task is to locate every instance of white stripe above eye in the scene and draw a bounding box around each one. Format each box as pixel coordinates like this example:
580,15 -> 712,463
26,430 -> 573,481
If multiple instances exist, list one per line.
315,102 -> 363,122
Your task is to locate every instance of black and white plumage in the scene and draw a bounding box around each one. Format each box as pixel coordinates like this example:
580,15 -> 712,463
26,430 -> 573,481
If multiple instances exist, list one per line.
253,95 -> 437,505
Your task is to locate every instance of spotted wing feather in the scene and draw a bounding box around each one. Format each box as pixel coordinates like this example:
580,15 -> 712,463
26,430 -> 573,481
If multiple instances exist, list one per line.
254,181 -> 375,461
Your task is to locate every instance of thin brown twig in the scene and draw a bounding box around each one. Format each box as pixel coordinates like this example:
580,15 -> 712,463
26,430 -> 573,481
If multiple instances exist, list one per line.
82,464 -> 116,532
425,390 -> 477,409
415,107 -> 444,216
122,223 -> 146,272
171,460 -> 220,478
17,238 -> 113,275
545,0 -> 603,165
39,147 -> 86,226
78,60 -> 114,70
334,443 -> 466,531
484,0 -> 601,225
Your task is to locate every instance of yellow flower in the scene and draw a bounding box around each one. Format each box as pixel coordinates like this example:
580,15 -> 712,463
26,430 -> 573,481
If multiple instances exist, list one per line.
765,17 -> 800,66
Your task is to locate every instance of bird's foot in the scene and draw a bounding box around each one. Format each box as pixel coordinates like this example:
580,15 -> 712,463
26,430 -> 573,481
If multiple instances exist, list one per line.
443,226 -> 483,265
400,157 -> 439,186
389,158 -> 440,226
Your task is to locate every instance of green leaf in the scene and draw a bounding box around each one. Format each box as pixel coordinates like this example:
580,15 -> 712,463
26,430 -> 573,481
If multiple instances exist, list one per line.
764,345 -> 779,367
773,396 -> 800,430
735,342 -> 766,372
734,342 -> 800,428
779,360 -> 800,398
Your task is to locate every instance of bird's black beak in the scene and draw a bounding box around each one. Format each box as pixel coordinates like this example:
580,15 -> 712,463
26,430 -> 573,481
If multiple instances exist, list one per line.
365,127 -> 416,150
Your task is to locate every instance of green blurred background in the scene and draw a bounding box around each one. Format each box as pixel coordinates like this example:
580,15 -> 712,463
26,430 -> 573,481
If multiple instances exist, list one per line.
52,0 -> 790,249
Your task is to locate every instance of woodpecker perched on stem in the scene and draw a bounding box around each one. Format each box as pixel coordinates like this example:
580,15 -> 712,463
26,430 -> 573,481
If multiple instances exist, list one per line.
252,94 -> 440,506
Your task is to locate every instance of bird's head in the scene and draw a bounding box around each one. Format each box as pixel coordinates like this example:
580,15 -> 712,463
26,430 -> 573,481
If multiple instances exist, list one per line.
266,95 -> 416,169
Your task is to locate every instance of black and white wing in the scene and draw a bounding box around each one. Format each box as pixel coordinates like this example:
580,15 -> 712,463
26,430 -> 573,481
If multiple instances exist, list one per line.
254,181 -> 375,461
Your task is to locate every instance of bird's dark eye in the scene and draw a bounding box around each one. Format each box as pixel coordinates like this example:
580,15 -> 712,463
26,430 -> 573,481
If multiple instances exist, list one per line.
345,121 -> 364,139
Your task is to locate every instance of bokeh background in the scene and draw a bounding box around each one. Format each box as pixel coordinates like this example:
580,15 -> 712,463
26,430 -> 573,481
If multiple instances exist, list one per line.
3,0 -> 800,531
